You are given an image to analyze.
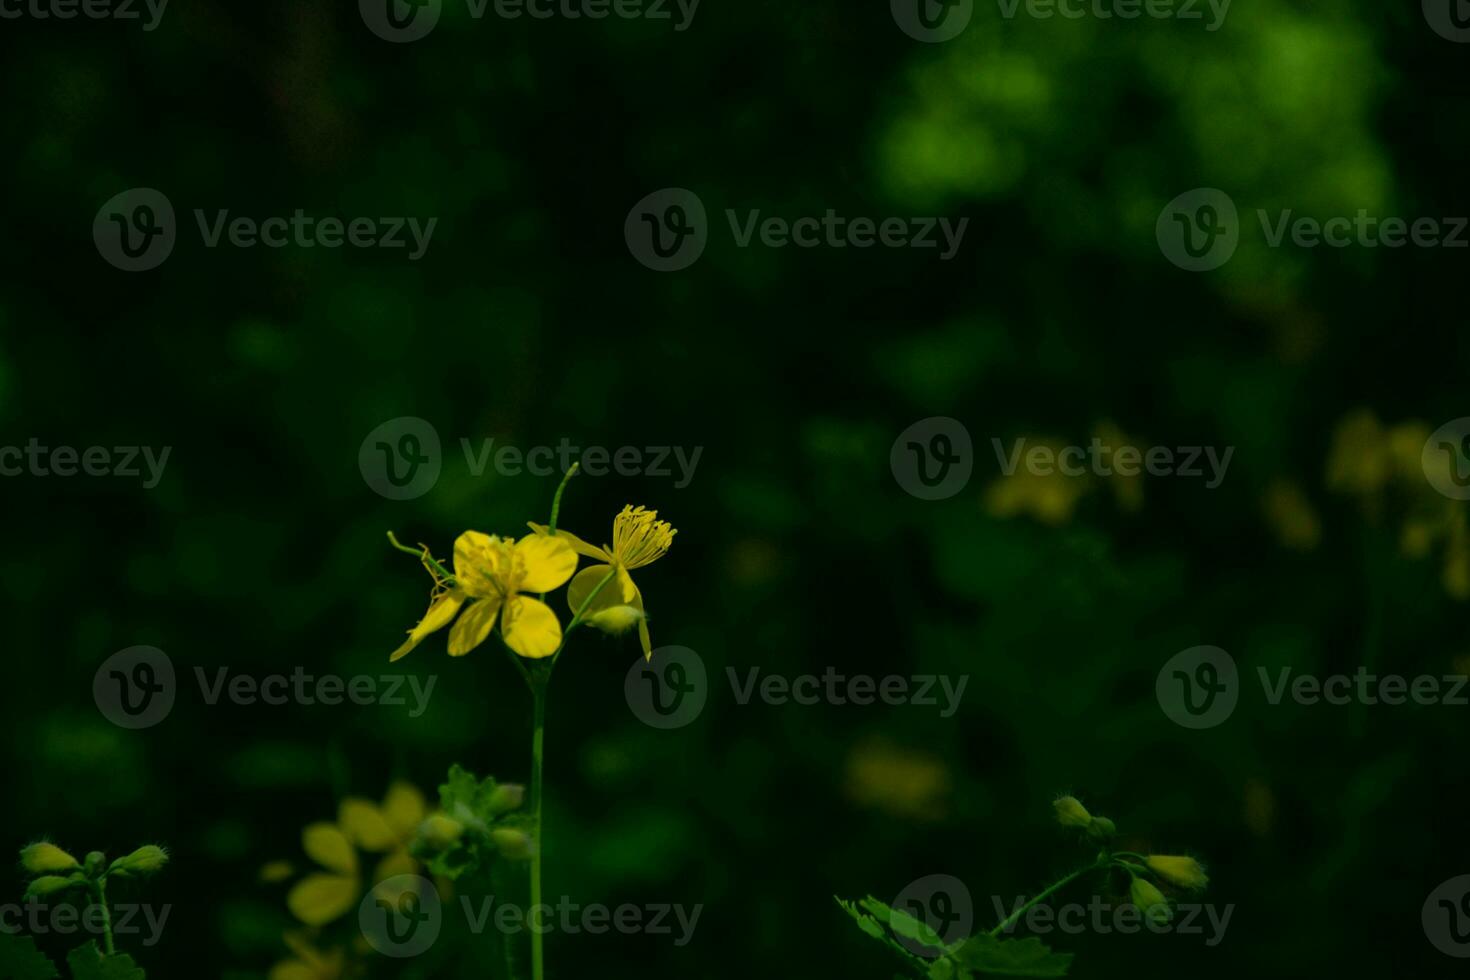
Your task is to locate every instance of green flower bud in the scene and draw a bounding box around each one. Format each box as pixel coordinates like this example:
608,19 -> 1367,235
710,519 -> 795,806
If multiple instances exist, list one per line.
1130,878 -> 1171,924
584,605 -> 645,636
487,784 -> 526,816
420,814 -> 465,849
490,828 -> 535,861
1145,855 -> 1208,891
24,875 -> 83,900
1052,796 -> 1093,829
1086,816 -> 1117,842
83,852 -> 107,877
108,845 -> 169,877
20,843 -> 80,874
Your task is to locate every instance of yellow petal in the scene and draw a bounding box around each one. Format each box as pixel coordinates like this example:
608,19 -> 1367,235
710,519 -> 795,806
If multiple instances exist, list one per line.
390,591 -> 465,662
453,530 -> 505,596
567,565 -> 623,614
286,873 -> 360,926
637,602 -> 653,661
502,595 -> 563,659
527,522 -> 612,562
259,860 -> 295,884
268,960 -> 318,980
514,532 -> 578,592
302,823 -> 357,875
382,783 -> 427,837
339,799 -> 397,852
448,595 -> 502,656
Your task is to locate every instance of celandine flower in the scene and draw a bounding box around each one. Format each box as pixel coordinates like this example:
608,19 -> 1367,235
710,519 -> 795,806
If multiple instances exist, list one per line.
391,532 -> 577,661
270,931 -> 352,980
530,505 -> 675,659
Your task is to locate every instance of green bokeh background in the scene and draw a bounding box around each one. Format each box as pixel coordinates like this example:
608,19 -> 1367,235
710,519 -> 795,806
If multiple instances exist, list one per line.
2,1 -> 1467,977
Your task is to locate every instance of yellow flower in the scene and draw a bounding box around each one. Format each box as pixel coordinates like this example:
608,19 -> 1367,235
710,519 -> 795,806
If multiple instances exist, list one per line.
285,783 -> 428,926
270,932 -> 351,980
1145,855 -> 1209,890
529,505 -> 676,660
390,531 -> 578,661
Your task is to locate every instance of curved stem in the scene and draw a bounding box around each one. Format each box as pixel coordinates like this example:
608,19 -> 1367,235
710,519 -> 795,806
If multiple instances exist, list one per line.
988,861 -> 1103,938
93,879 -> 116,955
530,679 -> 547,980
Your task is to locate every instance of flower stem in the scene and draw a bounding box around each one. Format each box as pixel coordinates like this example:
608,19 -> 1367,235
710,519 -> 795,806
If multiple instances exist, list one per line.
988,861 -> 1103,938
530,675 -> 548,980
93,879 -> 116,955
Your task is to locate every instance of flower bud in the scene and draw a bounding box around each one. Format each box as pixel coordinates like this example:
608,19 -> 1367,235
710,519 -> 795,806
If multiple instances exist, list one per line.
1145,855 -> 1208,891
20,843 -> 80,874
1052,796 -> 1093,829
1085,816 -> 1116,842
490,828 -> 535,861
487,784 -> 526,816
24,875 -> 82,900
584,606 -> 645,636
420,814 -> 465,849
84,852 -> 108,877
1130,878 -> 1171,924
108,845 -> 168,877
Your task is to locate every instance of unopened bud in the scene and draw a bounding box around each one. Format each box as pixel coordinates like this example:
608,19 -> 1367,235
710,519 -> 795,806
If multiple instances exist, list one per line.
1145,855 -> 1208,891
584,605 -> 645,636
487,784 -> 526,816
420,814 -> 465,849
490,828 -> 535,861
84,852 -> 107,877
24,875 -> 83,900
1086,816 -> 1116,841
20,843 -> 80,874
108,845 -> 169,877
1052,796 -> 1093,829
1130,878 -> 1171,924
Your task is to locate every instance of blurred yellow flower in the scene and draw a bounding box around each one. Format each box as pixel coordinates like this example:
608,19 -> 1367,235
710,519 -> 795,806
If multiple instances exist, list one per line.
285,782 -> 428,926
530,505 -> 676,660
984,444 -> 1089,526
391,531 -> 578,661
1262,480 -> 1320,551
845,740 -> 950,821
1145,855 -> 1208,890
269,932 -> 352,980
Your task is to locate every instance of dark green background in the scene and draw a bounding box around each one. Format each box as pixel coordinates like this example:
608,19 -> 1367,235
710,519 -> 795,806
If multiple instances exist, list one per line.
2,0 -> 1467,976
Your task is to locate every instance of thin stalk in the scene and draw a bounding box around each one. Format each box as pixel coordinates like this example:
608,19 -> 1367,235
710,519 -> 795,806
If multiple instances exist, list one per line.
988,861 -> 1103,938
94,879 -> 116,955
530,678 -> 548,980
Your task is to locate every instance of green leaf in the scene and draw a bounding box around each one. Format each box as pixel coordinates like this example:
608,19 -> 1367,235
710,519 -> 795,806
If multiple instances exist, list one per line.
64,943 -> 145,980
0,933 -> 58,980
951,934 -> 1072,977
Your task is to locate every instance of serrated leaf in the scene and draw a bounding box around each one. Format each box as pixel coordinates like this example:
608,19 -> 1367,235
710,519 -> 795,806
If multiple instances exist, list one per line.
65,943 -> 144,980
951,934 -> 1072,977
0,933 -> 58,980
860,896 -> 946,951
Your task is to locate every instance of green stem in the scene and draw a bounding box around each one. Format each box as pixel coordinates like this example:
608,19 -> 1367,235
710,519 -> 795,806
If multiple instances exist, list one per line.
987,861 -> 1103,938
530,677 -> 547,980
94,879 -> 116,955
548,462 -> 580,535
